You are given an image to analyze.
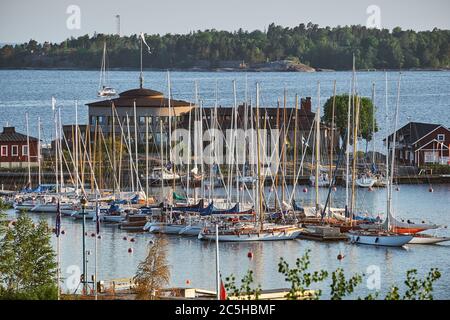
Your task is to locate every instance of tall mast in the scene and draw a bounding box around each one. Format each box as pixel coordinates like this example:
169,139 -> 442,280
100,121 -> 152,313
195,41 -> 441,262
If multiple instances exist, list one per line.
126,114 -> 134,192
111,102 -> 116,197
385,72 -> 390,225
233,80 -> 239,204
75,100 -> 79,194
315,82 -> 321,213
293,94 -> 298,189
282,88 -> 287,205
255,83 -> 263,231
37,117 -> 41,186
387,74 -> 402,231
371,82 -> 376,164
53,97 -> 59,193
345,83 -> 352,213
139,34 -> 143,88
329,81 -> 336,210
58,108 -> 64,190
25,112 -> 31,188
134,100 -> 139,191
351,97 -> 360,219
145,116 -> 149,203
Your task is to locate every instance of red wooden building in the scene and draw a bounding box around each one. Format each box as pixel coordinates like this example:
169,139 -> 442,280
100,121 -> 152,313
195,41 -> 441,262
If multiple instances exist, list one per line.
0,127 -> 39,168
385,122 -> 450,167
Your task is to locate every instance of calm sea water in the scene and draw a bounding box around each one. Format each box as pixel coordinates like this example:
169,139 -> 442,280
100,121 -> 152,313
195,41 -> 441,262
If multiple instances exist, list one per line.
1,70 -> 450,299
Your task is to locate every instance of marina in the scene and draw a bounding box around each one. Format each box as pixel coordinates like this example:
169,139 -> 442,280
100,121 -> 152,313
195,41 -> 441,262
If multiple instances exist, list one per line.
1,1 -> 450,305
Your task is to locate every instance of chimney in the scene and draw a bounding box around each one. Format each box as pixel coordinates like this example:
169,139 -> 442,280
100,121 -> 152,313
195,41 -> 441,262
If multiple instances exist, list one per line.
2,127 -> 16,134
301,97 -> 312,113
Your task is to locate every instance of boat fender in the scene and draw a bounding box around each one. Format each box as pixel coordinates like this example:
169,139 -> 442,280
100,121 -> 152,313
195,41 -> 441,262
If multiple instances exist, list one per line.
375,237 -> 379,243
356,236 -> 360,242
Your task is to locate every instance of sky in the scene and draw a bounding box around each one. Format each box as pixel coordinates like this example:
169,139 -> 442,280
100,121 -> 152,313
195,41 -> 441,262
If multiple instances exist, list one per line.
1,0 -> 450,43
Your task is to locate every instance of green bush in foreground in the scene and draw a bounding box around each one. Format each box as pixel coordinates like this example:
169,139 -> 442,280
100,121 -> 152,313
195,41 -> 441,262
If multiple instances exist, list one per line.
0,214 -> 58,300
224,249 -> 441,300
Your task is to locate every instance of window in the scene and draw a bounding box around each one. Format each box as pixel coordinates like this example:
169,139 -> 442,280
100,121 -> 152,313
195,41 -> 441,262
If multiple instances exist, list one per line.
11,145 -> 18,156
437,134 -> 445,141
22,145 -> 29,156
424,151 -> 438,163
139,116 -> 146,125
0,145 -> 7,156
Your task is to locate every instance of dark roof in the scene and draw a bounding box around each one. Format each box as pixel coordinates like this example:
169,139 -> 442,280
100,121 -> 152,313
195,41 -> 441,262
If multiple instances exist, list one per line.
384,122 -> 442,144
0,127 -> 38,142
86,87 -> 191,108
119,88 -> 164,97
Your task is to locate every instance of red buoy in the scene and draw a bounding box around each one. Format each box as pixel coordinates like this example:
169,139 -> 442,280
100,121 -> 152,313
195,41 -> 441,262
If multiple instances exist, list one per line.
332,186 -> 337,192
91,233 -> 96,237
186,280 -> 191,285
337,253 -> 345,260
396,187 -> 400,191
130,238 -> 135,242
128,248 -> 133,253
84,232 -> 88,236
429,188 -> 434,192
61,230 -> 65,235
247,251 -> 253,259
123,236 -> 127,241
303,188 -> 308,193
97,235 -> 101,239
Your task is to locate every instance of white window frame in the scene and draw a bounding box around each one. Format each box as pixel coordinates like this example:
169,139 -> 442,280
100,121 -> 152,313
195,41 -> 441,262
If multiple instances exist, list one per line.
0,145 -> 7,156
11,145 -> 18,156
22,145 -> 29,156
437,134 -> 445,141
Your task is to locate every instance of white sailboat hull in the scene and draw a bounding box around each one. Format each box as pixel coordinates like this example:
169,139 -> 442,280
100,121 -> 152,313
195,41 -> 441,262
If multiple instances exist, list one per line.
348,233 -> 413,247
178,225 -> 203,236
408,235 -> 450,245
149,224 -> 186,234
198,228 -> 302,242
355,177 -> 376,188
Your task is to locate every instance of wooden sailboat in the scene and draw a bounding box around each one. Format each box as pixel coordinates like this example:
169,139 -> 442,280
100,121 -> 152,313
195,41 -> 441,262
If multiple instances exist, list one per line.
348,74 -> 413,247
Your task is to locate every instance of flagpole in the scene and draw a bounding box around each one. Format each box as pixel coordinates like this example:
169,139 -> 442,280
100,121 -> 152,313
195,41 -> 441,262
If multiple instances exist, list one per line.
215,223 -> 220,300
94,194 -> 98,300
56,198 -> 61,300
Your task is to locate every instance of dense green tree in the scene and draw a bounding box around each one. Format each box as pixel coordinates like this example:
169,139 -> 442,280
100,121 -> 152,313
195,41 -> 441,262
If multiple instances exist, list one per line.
0,214 -> 57,299
322,94 -> 378,144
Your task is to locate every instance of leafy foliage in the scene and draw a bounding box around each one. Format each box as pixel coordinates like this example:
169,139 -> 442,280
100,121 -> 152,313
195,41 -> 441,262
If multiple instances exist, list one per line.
278,249 -> 328,299
323,94 -> 378,142
330,268 -> 362,300
0,214 -> 57,299
133,235 -> 170,300
224,270 -> 261,300
1,24 -> 449,70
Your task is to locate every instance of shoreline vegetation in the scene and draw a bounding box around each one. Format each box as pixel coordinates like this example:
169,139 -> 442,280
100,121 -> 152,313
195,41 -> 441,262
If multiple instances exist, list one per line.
1,23 -> 449,71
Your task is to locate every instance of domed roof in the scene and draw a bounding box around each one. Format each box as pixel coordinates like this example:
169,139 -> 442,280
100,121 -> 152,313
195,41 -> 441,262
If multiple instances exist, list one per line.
119,88 -> 164,98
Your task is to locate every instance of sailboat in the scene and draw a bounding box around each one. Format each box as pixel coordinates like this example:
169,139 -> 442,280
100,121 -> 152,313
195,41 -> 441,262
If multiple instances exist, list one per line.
348,74 -> 413,247
97,42 -> 117,97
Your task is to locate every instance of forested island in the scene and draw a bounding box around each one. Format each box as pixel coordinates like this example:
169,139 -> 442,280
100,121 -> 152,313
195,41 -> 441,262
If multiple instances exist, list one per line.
1,23 -> 449,71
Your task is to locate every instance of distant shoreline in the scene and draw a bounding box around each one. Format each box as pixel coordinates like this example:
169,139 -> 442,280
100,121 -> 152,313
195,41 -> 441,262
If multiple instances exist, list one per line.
0,67 -> 449,72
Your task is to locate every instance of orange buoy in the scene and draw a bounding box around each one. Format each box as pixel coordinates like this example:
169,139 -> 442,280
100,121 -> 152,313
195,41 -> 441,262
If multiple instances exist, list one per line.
247,251 -> 253,259
128,248 -> 133,253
